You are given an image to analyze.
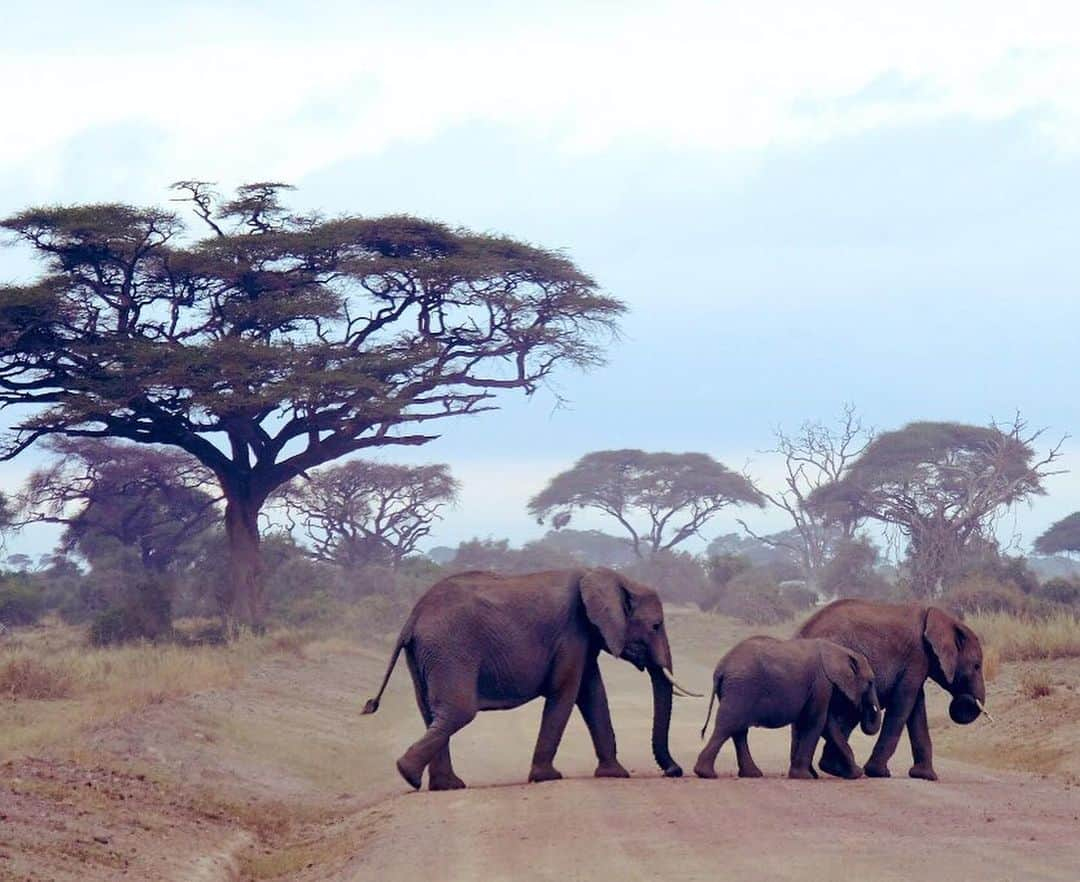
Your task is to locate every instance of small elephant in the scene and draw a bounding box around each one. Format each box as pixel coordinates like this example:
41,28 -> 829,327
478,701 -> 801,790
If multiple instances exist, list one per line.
362,568 -> 699,790
797,599 -> 989,781
693,636 -> 882,780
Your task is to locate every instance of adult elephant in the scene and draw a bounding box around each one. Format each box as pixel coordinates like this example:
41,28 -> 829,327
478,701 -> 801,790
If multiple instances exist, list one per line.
797,599 -> 988,781
362,568 -> 698,790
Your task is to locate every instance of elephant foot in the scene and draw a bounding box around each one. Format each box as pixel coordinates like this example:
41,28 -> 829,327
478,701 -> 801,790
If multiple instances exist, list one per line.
863,762 -> 891,778
787,766 -> 815,780
528,765 -> 564,784
819,755 -> 860,779
429,773 -> 467,791
595,761 -> 631,779
395,757 -> 423,790
909,764 -> 939,782
737,766 -> 764,779
662,763 -> 684,778
693,762 -> 718,779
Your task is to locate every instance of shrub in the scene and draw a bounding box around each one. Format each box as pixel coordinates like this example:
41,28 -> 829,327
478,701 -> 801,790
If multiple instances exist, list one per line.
820,537 -> 893,600
90,605 -> 145,646
780,582 -> 818,610
621,550 -> 710,606
0,576 -> 43,626
712,568 -> 796,625
1037,577 -> 1080,607
943,576 -> 1026,616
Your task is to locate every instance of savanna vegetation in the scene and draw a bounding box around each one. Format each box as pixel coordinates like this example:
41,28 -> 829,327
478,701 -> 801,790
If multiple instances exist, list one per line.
2,187 -> 1080,775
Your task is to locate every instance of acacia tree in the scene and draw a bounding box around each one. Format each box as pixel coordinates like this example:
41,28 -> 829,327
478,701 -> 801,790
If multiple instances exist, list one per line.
528,449 -> 764,558
738,404 -> 873,588
278,460 -> 458,567
1034,513 -> 1080,558
0,182 -> 622,628
15,437 -> 219,572
809,418 -> 1063,597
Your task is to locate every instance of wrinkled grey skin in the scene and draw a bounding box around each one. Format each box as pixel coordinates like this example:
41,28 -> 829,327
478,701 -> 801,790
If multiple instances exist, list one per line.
798,600 -> 987,781
363,568 -> 685,790
694,636 -> 882,780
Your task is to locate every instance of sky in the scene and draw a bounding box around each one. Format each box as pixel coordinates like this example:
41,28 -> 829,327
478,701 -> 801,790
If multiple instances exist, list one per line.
2,2 -> 1080,559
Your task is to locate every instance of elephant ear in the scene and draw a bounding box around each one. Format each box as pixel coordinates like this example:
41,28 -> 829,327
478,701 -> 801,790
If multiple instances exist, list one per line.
820,643 -> 862,705
924,607 -> 960,685
580,569 -> 629,657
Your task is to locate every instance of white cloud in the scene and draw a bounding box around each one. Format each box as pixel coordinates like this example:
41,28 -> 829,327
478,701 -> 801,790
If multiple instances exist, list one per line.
4,2 -> 1080,193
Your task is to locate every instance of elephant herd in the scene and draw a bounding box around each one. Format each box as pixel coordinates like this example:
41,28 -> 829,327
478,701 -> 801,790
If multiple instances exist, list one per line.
362,567 -> 989,790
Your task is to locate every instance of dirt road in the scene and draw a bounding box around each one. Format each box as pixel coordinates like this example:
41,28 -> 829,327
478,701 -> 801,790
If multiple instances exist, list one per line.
3,615 -> 1078,880
344,643 -> 1080,882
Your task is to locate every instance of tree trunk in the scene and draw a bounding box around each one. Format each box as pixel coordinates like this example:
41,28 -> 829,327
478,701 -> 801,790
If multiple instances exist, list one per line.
224,493 -> 265,633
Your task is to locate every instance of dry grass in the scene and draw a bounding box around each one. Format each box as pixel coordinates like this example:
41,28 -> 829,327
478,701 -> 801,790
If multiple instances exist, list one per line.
0,623 -> 320,759
967,611 -> 1080,662
1018,669 -> 1055,699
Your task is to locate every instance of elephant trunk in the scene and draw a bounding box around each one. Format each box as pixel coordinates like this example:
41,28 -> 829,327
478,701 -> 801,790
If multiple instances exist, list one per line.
647,665 -> 682,778
860,683 -> 883,736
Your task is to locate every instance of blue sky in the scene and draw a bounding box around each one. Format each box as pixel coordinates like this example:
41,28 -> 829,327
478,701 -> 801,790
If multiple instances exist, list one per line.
2,2 -> 1079,558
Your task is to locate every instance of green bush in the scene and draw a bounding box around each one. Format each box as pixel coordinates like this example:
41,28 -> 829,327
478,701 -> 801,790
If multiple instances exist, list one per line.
89,605 -> 144,646
87,573 -> 173,645
712,568 -> 796,625
944,576 -> 1026,616
1037,577 -> 1080,606
0,575 -> 43,626
621,550 -> 710,606
780,582 -> 818,610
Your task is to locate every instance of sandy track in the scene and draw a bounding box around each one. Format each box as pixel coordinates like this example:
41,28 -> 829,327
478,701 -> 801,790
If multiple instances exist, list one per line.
345,647 -> 1080,882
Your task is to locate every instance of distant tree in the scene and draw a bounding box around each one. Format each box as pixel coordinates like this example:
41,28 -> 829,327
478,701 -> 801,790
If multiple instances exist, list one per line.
448,537 -> 577,574
703,552 -> 753,609
0,183 -> 622,629
818,536 -> 892,600
809,418 -> 1063,597
707,530 -> 802,568
739,404 -> 872,588
1034,513 -> 1080,558
15,438 -> 218,573
621,549 -> 710,605
530,528 -> 637,567
279,460 -> 459,567
529,450 -> 764,558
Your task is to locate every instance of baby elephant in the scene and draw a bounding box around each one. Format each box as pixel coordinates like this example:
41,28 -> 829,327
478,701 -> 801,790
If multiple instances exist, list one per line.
694,636 -> 882,780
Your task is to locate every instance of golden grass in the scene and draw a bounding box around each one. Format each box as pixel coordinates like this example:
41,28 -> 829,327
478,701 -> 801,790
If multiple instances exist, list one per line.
0,624 -> 318,759
967,611 -> 1080,662
1018,669 -> 1055,699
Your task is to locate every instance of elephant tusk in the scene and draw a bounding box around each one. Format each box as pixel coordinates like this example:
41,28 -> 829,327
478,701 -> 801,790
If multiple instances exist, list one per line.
661,668 -> 704,698
975,699 -> 994,723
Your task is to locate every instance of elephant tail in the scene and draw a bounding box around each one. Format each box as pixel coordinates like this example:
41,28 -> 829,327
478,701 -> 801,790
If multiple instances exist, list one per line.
361,621 -> 412,715
699,674 -> 721,739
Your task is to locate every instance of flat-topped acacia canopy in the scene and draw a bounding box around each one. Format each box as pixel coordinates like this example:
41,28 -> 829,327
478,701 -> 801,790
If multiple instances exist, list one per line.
0,182 -> 624,628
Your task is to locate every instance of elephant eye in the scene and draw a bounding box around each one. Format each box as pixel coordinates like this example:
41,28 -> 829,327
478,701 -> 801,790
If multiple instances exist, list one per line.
652,621 -> 662,632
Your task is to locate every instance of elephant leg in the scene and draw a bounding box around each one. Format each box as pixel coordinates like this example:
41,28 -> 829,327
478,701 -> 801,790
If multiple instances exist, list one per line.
694,710 -> 735,779
906,688 -> 938,781
865,684 -> 920,778
529,689 -> 577,783
396,667 -> 477,791
407,655 -> 465,791
789,713 -> 826,780
789,730 -> 818,778
576,658 -> 629,778
733,729 -> 764,778
820,713 -> 861,779
818,698 -> 858,778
